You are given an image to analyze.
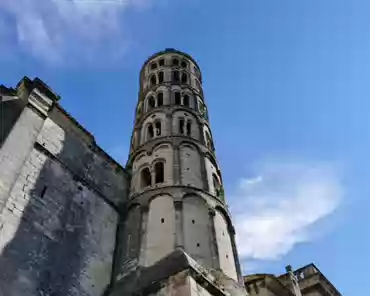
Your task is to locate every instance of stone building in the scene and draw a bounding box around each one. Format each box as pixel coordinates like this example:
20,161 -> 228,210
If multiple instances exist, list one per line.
0,77 -> 129,296
0,49 -> 246,296
244,264 -> 341,296
0,49 -> 341,296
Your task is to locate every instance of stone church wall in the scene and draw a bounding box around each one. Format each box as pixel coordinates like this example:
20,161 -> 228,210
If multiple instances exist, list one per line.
0,82 -> 129,296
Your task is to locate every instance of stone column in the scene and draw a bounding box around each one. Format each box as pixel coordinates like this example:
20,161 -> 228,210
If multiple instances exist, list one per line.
208,207 -> 220,269
138,204 -> 149,267
174,200 -> 183,249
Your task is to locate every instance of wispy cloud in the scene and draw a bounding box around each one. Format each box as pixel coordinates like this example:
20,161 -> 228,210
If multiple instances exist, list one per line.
230,161 -> 343,266
0,0 -> 152,64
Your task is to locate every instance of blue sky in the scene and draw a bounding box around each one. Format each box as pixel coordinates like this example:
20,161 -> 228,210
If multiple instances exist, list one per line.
1,0 -> 369,294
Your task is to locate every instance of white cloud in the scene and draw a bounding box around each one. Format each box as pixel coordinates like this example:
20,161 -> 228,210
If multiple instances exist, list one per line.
230,161 -> 343,262
0,0 -> 151,64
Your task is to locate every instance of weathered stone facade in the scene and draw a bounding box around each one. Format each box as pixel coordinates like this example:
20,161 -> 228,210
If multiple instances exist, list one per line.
0,78 -> 129,296
244,264 -> 341,296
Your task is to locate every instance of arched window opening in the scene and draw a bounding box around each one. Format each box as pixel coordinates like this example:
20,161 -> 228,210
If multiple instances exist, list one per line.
203,108 -> 209,120
155,121 -> 162,136
194,66 -> 200,77
148,124 -> 154,139
154,162 -> 164,184
150,75 -> 157,86
213,174 -> 221,196
205,132 -> 213,150
159,59 -> 165,66
183,95 -> 190,107
173,58 -> 179,66
209,155 -> 218,169
199,102 -> 205,114
141,167 -> 152,188
157,93 -> 163,107
137,103 -> 142,117
181,60 -> 187,68
158,71 -> 164,83
186,121 -> 192,136
181,73 -> 188,83
148,96 -> 155,110
150,62 -> 157,70
173,71 -> 180,82
196,79 -> 201,89
175,92 -> 181,105
179,119 -> 185,134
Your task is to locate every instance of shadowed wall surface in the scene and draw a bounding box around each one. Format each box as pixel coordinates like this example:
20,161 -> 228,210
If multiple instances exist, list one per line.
0,79 -> 129,296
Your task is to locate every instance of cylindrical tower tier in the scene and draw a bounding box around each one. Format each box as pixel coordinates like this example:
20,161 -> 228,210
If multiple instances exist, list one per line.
115,49 -> 243,285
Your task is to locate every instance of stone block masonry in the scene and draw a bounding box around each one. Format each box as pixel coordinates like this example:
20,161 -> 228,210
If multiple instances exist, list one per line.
0,78 -> 129,296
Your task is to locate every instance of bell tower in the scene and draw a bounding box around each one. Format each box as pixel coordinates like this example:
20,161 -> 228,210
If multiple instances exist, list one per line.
110,49 -> 246,296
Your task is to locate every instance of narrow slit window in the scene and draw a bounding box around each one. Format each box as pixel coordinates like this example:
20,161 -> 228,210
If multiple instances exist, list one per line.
181,60 -> 187,68
173,71 -> 180,82
181,73 -> 188,83
40,186 -> 47,198
155,121 -> 161,136
186,121 -> 192,136
175,92 -> 181,105
150,75 -> 157,86
183,95 -> 190,107
157,93 -> 163,106
148,96 -> 155,110
148,124 -> 154,139
158,71 -> 164,83
141,167 -> 152,188
179,119 -> 185,134
213,173 -> 221,196
154,162 -> 164,184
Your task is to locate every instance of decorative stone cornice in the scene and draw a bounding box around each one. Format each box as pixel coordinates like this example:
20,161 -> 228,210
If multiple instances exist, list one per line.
28,88 -> 55,116
127,135 -> 216,168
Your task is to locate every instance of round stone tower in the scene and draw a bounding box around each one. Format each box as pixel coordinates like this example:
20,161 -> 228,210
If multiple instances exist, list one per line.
113,49 -> 243,293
